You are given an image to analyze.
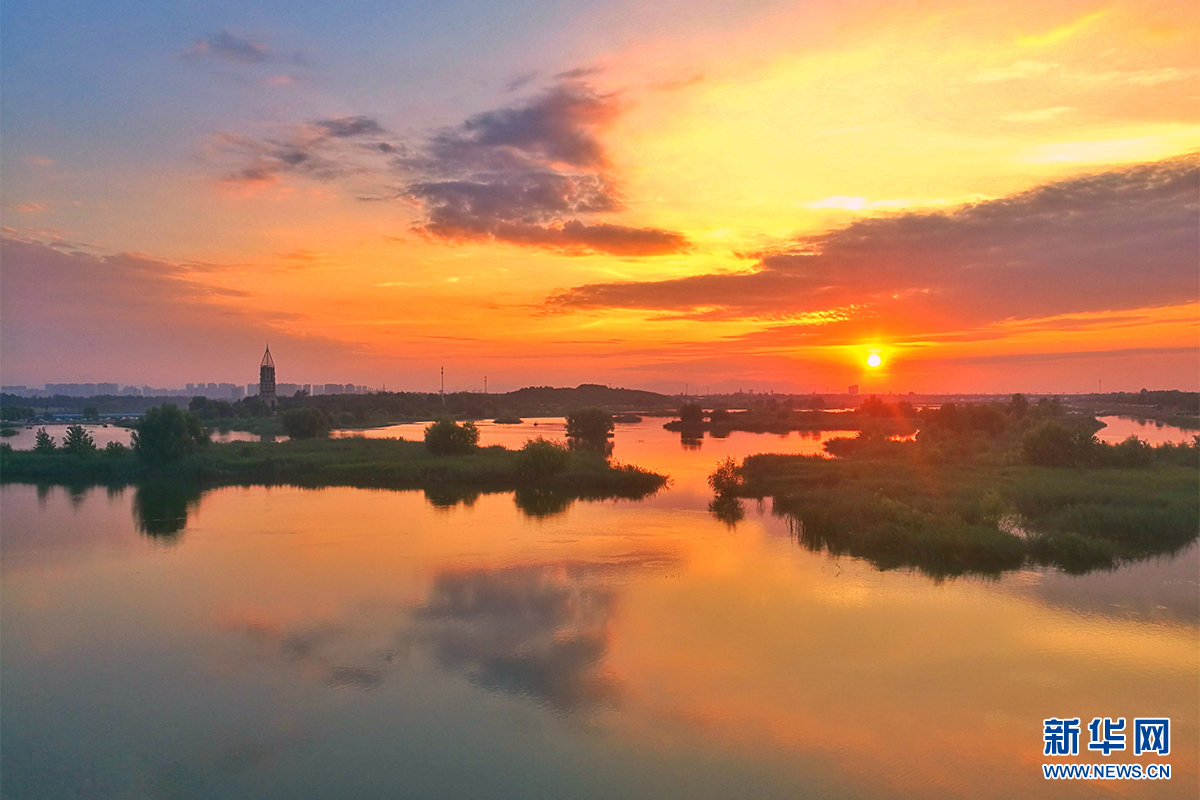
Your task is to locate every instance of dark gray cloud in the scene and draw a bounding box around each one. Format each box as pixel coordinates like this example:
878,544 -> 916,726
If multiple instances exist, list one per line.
316,116 -> 387,138
178,31 -> 305,67
413,554 -> 678,712
400,84 -> 690,256
504,71 -> 539,93
550,154 -> 1199,326
215,116 -> 396,185
555,67 -> 604,81
212,81 -> 690,255
422,84 -> 615,172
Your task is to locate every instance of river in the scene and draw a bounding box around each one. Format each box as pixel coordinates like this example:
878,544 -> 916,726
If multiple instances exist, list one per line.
1,419 -> 1196,798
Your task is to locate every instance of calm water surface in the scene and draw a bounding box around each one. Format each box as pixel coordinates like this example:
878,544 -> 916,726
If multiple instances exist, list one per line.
2,424 -> 276,450
2,420 -> 1197,799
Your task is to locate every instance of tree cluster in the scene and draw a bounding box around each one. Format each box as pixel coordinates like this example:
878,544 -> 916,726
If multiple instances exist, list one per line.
133,404 -> 209,465
424,418 -> 480,455
280,407 -> 331,439
565,407 -> 614,439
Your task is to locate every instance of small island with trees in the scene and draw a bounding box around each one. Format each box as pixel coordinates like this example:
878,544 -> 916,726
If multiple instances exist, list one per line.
705,394 -> 1199,577
0,404 -> 667,503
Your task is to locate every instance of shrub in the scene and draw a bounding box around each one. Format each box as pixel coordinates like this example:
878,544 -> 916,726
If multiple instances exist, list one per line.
514,437 -> 571,480
33,428 -> 56,453
424,417 -> 480,455
281,407 -> 331,439
1104,435 -> 1154,468
707,456 -> 743,497
132,404 -> 209,465
1021,420 -> 1094,467
105,440 -> 127,454
62,424 -> 97,454
565,407 -> 614,439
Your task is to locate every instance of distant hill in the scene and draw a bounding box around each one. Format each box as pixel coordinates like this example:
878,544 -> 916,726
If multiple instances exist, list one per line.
505,384 -> 673,410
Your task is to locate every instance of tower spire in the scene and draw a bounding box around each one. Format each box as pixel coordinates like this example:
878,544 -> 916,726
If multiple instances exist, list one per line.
259,344 -> 277,410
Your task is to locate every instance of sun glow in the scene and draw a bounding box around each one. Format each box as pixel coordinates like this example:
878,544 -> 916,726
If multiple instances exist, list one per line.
867,353 -> 883,368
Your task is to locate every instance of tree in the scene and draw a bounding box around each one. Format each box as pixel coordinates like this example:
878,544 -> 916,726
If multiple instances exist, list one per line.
678,402 -> 705,425
281,407 -> 330,439
565,407 -> 614,439
234,396 -> 269,418
2,404 -> 35,421
33,428 -> 56,453
62,424 -> 97,454
132,404 -> 209,465
1009,393 -> 1029,418
81,406 -> 100,421
424,417 -> 480,455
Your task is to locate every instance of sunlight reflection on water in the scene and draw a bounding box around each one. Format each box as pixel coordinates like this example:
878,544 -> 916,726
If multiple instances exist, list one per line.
1,418 -> 1196,800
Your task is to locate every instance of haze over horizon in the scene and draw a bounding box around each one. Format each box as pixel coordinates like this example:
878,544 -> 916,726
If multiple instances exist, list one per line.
3,0 -> 1197,394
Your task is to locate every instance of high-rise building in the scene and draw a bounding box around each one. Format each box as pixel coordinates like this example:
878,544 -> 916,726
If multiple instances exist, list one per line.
259,346 -> 276,410
848,384 -> 860,396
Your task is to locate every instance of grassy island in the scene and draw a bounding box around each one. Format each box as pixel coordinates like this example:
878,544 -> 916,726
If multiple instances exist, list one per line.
664,398 -> 921,437
0,402 -> 672,510
0,435 -> 666,496
708,396 -> 1199,577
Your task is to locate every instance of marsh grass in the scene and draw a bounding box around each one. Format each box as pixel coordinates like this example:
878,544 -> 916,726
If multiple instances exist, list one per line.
737,454 -> 1198,577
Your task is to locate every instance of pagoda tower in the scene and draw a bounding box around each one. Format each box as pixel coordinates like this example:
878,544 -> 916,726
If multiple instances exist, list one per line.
259,345 -> 276,410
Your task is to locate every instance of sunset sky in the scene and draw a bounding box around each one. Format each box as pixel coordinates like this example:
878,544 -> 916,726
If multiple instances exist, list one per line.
2,0 -> 1197,393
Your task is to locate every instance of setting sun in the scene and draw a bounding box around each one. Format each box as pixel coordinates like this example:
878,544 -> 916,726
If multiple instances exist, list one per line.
867,354 -> 882,368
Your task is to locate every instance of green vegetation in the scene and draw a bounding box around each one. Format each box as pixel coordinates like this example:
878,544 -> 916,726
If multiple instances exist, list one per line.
280,407 -> 331,439
0,435 -> 667,499
566,407 -> 614,439
711,395 -> 1199,577
514,437 -> 572,479
1071,389 -> 1200,430
707,456 -> 742,497
1,404 -> 36,421
424,418 -> 480,455
34,428 -> 56,453
664,399 -> 919,436
132,404 -> 210,465
678,402 -> 705,426
63,424 -> 97,454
